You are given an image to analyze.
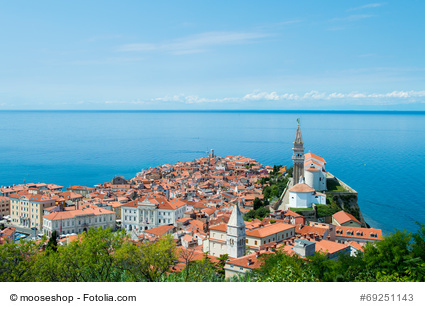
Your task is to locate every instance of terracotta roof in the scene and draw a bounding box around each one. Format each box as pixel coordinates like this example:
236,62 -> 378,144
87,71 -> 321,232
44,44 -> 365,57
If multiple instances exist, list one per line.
9,191 -> 53,202
288,183 -> 315,193
143,225 -> 174,237
209,223 -> 227,232
314,239 -> 348,254
1,227 -> 15,236
346,241 -> 364,252
246,223 -> 295,238
226,250 -> 272,269
304,152 -> 326,164
44,206 -> 115,221
332,211 -> 361,225
177,218 -> 191,223
282,238 -> 348,257
181,234 -> 196,242
335,226 -> 383,240
295,224 -> 328,236
304,159 -> 323,169
121,200 -> 138,207
283,210 -> 304,218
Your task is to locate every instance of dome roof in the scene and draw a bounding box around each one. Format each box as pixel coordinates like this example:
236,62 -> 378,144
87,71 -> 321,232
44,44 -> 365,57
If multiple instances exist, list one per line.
289,183 -> 315,193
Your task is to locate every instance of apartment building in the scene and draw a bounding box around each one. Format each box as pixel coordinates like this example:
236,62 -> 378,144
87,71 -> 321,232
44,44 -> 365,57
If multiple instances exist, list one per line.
9,191 -> 55,230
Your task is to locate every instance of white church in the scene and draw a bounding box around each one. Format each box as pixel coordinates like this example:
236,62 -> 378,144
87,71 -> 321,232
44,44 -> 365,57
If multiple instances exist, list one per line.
288,123 -> 327,209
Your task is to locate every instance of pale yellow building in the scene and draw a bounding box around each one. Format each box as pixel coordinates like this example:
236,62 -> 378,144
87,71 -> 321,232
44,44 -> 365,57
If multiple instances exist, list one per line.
9,191 -> 55,230
245,222 -> 295,253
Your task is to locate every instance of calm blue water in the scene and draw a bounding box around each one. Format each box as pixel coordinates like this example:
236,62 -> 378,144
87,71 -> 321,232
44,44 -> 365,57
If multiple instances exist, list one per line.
1,110 -> 424,235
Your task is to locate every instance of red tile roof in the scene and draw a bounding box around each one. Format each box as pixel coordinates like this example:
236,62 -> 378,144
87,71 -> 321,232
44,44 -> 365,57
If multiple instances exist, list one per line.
332,210 -> 361,225
288,183 -> 315,193
143,225 -> 174,237
246,223 -> 295,238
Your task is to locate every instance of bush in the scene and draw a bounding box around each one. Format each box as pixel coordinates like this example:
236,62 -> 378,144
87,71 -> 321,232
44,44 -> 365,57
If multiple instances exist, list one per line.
316,204 -> 340,218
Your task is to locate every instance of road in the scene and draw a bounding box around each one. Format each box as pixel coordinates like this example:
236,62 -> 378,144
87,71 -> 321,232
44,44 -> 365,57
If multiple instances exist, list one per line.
277,177 -> 293,211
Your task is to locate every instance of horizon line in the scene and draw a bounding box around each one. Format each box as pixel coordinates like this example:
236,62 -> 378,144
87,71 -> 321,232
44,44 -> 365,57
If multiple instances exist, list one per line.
0,109 -> 425,114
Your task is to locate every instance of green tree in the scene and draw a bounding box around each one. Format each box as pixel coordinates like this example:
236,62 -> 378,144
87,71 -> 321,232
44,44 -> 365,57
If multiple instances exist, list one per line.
115,235 -> 177,282
243,209 -> 257,221
253,197 -> 262,210
263,186 -> 272,199
255,207 -> 270,219
286,166 -> 293,177
46,230 -> 58,253
253,249 -> 317,282
363,229 -> 411,277
31,227 -> 128,282
411,222 -> 425,261
215,254 -> 229,277
0,239 -> 41,282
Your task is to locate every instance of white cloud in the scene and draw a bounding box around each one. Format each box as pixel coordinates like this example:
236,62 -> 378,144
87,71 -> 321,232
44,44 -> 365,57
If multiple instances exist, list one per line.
118,31 -> 272,55
348,3 -> 385,11
147,90 -> 425,105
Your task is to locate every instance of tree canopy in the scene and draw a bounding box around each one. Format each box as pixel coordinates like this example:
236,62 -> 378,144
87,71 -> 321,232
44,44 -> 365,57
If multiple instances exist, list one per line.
1,223 -> 425,282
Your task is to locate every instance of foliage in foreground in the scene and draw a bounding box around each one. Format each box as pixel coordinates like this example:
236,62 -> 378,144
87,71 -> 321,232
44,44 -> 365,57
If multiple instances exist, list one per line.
1,223 -> 425,282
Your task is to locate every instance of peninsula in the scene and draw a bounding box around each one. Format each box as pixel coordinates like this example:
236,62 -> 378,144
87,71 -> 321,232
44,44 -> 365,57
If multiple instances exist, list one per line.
0,124 -> 389,282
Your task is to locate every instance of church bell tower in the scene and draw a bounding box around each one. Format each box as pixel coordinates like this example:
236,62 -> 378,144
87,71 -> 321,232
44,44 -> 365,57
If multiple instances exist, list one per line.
226,204 -> 246,258
292,120 -> 305,185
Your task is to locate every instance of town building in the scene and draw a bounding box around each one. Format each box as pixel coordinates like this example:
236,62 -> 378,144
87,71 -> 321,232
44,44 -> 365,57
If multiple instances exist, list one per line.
288,183 -> 326,208
304,152 -> 327,191
335,226 -> 382,245
284,238 -> 351,260
205,218 -> 295,257
42,204 -> 116,237
0,226 -> 16,244
224,250 -> 272,279
9,191 -> 55,230
0,196 -> 10,219
66,185 -> 95,196
121,195 -> 187,232
332,210 -> 362,227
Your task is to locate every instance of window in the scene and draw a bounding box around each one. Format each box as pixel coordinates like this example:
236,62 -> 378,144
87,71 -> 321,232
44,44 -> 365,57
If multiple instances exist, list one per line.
254,241 -> 257,245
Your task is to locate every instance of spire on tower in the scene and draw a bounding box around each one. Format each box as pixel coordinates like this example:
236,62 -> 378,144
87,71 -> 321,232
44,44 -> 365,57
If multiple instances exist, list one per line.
292,120 -> 305,187
228,204 -> 245,228
294,123 -> 303,144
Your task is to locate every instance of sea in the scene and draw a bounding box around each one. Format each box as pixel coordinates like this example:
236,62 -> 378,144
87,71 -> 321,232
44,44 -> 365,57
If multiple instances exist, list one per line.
1,110 -> 424,235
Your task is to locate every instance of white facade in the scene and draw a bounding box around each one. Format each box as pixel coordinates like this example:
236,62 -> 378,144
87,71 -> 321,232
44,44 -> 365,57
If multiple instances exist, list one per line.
226,205 -> 246,258
122,197 -> 187,232
288,183 -> 326,208
304,153 -> 327,191
43,208 -> 116,237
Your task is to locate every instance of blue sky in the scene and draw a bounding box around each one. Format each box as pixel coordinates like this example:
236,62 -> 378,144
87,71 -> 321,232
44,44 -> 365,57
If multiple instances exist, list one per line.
0,0 -> 424,110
